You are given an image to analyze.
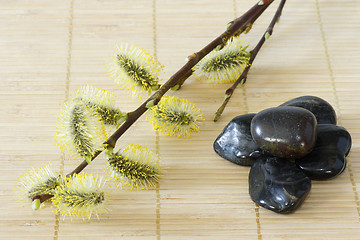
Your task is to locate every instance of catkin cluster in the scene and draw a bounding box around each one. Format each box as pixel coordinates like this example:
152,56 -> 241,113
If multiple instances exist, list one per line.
55,85 -> 125,161
19,37 -> 250,219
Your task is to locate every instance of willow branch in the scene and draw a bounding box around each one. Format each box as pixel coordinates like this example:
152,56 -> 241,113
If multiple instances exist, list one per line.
105,0 -> 274,148
34,0 -> 274,204
214,0 -> 286,122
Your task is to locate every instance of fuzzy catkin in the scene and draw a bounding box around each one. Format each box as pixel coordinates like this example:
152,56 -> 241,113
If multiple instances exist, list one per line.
74,85 -> 126,126
107,144 -> 160,190
193,37 -> 250,84
148,96 -> 204,138
107,42 -> 163,98
55,102 -> 108,159
18,165 -> 61,201
52,174 -> 108,219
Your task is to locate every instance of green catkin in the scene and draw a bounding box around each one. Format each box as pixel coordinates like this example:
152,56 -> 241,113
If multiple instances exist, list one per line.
56,190 -> 104,207
71,105 -> 98,158
55,102 -> 107,160
52,174 -> 108,219
27,176 -> 61,200
71,105 -> 90,156
116,54 -> 159,91
107,144 -> 160,190
153,108 -> 194,126
107,42 -> 163,98
202,50 -> 249,73
76,98 -> 123,126
192,37 -> 250,84
18,165 -> 62,203
74,85 -> 126,126
148,96 -> 204,138
108,155 -> 159,188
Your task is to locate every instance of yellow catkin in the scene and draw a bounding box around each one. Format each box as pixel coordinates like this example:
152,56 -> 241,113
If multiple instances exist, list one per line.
55,101 -> 108,160
192,37 -> 250,84
107,42 -> 164,98
148,95 -> 204,138
52,173 -> 108,220
18,164 -> 62,203
74,85 -> 126,126
106,144 -> 160,190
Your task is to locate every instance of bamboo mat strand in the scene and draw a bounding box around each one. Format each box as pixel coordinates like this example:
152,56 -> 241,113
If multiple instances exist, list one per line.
152,1 -> 162,239
0,0 -> 360,239
233,2 -> 264,238
315,0 -> 360,223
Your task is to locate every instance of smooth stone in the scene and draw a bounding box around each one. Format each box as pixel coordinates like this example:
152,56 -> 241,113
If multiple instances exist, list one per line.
296,147 -> 346,180
280,95 -> 337,125
315,124 -> 352,156
214,114 -> 263,166
295,124 -> 351,180
251,106 -> 317,159
249,156 -> 311,213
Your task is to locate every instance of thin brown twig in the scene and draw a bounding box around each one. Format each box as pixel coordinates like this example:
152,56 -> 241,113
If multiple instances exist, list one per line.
34,0 -> 275,204
214,0 -> 287,122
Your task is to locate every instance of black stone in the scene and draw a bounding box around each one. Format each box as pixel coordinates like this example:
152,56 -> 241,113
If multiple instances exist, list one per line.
296,147 -> 346,180
314,124 -> 352,156
251,106 -> 317,159
280,95 -> 337,125
295,124 -> 351,180
214,114 -> 263,166
249,156 -> 311,213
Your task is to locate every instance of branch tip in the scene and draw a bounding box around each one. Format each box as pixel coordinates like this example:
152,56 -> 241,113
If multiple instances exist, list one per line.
214,0 -> 286,121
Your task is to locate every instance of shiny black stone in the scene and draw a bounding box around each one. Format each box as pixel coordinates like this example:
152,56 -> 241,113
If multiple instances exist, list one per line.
296,147 -> 346,180
296,124 -> 351,180
280,95 -> 337,124
250,106 -> 317,159
249,156 -> 311,213
314,124 -> 352,156
213,114 -> 263,166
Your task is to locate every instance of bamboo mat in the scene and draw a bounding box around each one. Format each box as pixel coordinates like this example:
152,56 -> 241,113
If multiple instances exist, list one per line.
0,0 -> 359,239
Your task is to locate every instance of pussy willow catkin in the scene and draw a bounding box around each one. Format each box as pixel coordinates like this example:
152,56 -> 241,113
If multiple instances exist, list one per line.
74,85 -> 126,126
148,95 -> 204,138
55,102 -> 108,160
18,165 -> 61,201
107,144 -> 160,190
107,42 -> 164,98
52,173 -> 108,219
192,37 -> 250,84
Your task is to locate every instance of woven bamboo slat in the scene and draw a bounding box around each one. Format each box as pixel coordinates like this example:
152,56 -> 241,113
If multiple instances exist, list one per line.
0,0 -> 359,239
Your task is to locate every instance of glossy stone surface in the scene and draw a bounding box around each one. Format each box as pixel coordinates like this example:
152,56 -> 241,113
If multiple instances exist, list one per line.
314,124 -> 352,156
296,147 -> 346,180
249,156 -> 311,213
296,124 -> 351,180
214,114 -> 263,166
280,95 -> 337,125
251,106 -> 317,159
